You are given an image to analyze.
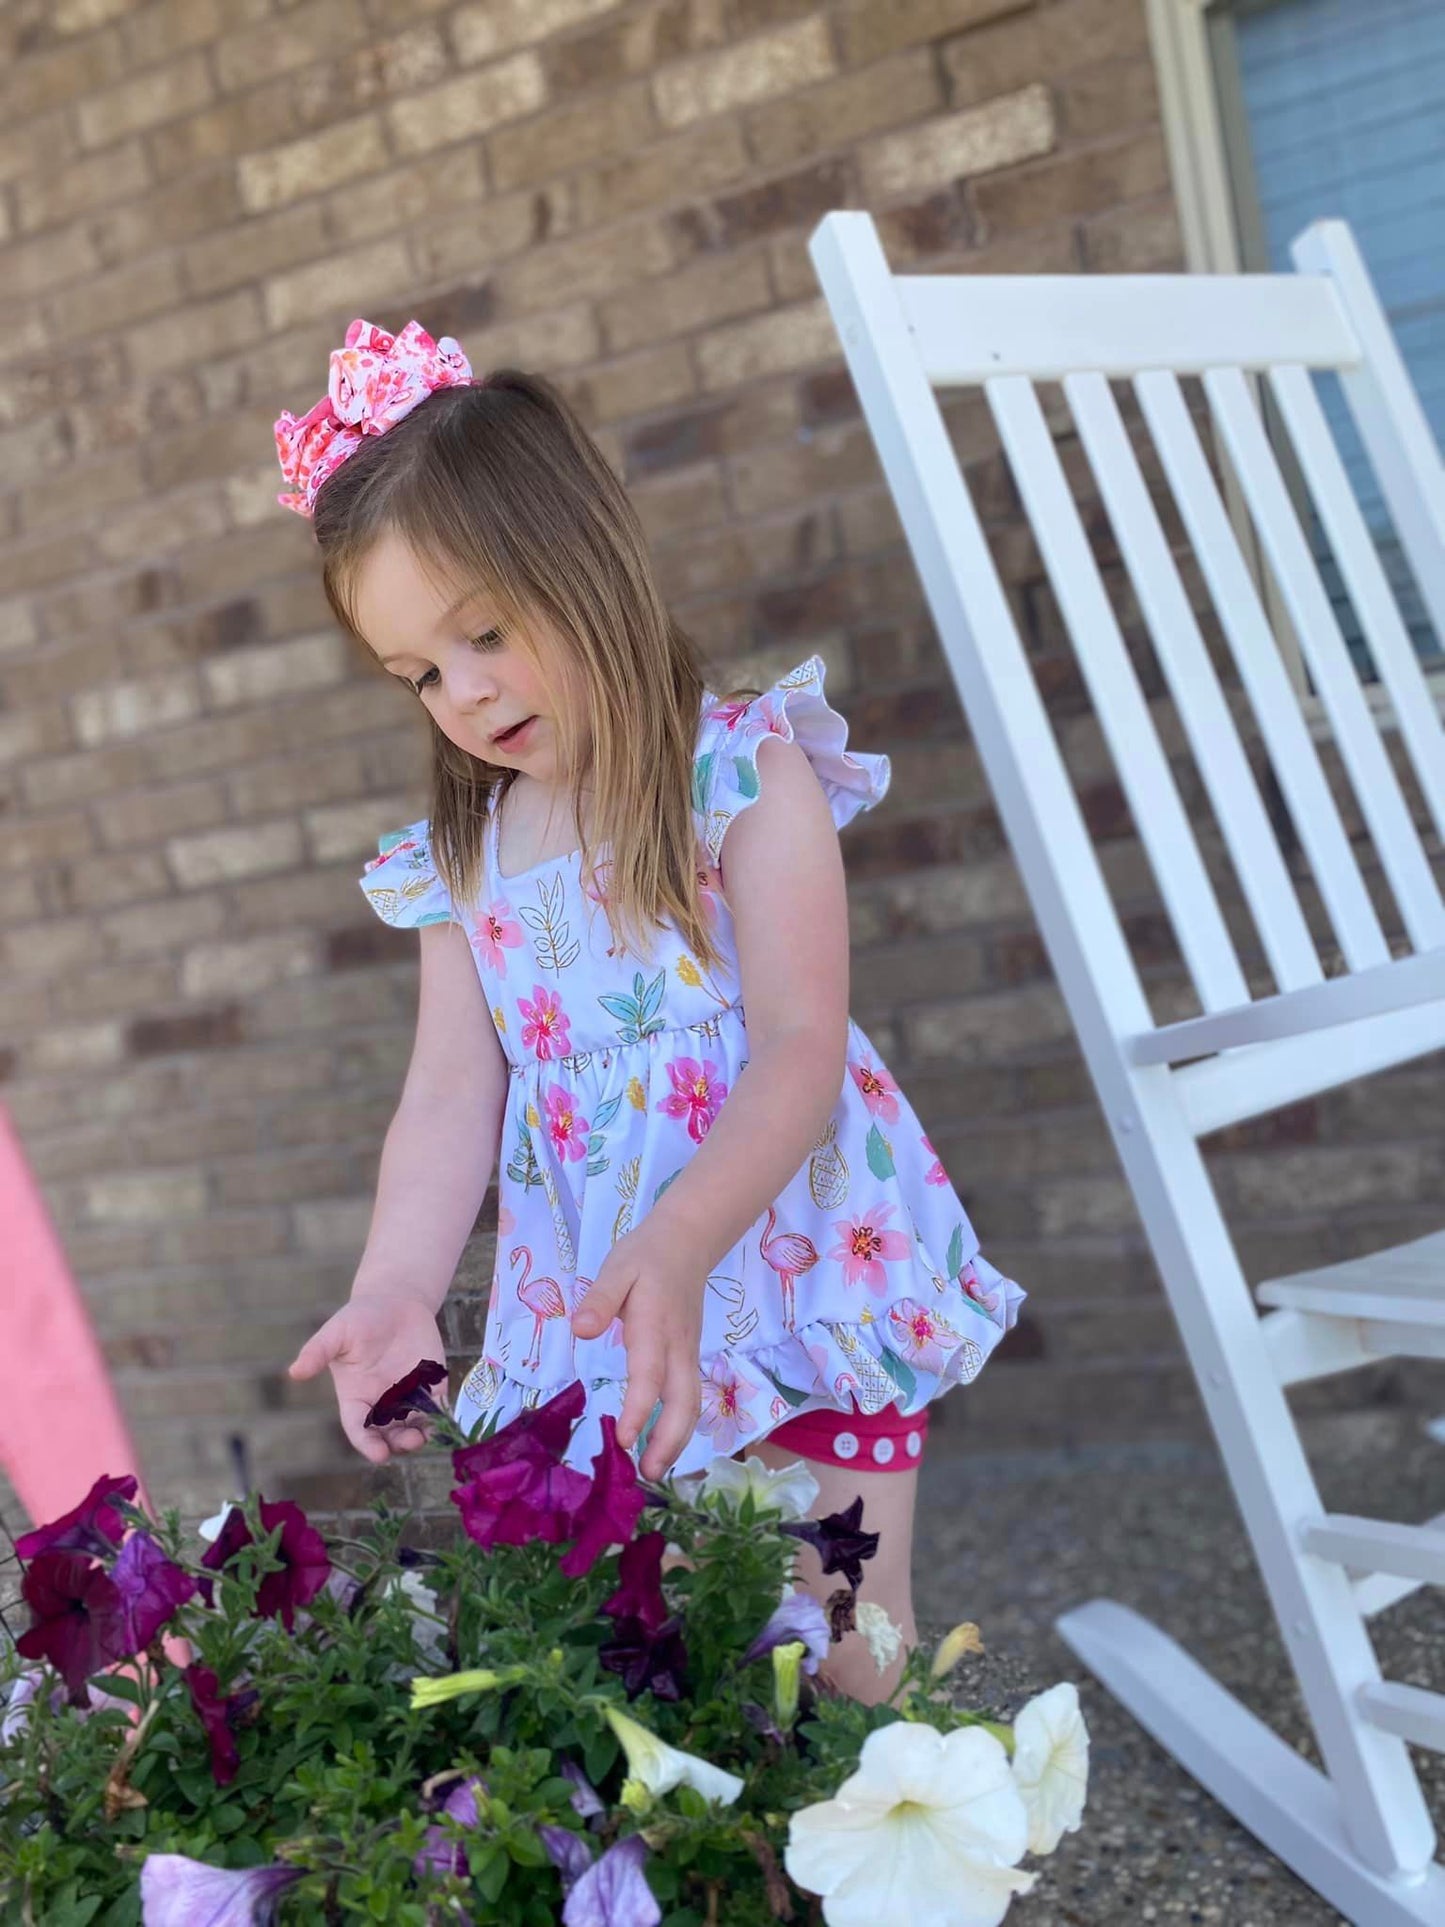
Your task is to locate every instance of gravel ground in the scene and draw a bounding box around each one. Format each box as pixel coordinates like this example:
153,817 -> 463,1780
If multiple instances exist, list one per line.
914,1405 -> 1445,1926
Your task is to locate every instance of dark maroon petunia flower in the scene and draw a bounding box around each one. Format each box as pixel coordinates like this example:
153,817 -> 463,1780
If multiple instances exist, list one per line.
598,1612 -> 688,1702
451,1454 -> 591,1552
200,1497 -> 331,1631
559,1418 -> 648,1579
364,1358 -> 448,1429
16,1551 -> 128,1706
601,1531 -> 669,1634
451,1379 -> 585,1482
111,1531 -> 198,1654
781,1496 -> 880,1593
15,1474 -> 138,1563
184,1664 -> 258,1788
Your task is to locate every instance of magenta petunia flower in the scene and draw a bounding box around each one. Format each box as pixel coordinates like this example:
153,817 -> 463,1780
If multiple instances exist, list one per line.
184,1664 -> 258,1788
475,899 -> 523,972
200,1498 -> 331,1632
139,1852 -> 302,1925
657,1056 -> 727,1144
16,1550 -> 128,1706
849,1059 -> 901,1123
15,1472 -> 138,1562
545,1082 -> 590,1162
601,1531 -> 669,1633
111,1532 -> 198,1654
451,1378 -> 585,1481
559,1418 -> 648,1579
520,985 -> 572,1060
364,1358 -> 448,1429
452,1453 -> 591,1551
829,1202 -> 911,1295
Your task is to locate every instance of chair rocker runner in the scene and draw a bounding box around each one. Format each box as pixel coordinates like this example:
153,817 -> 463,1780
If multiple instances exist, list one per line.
810,209 -> 1445,1923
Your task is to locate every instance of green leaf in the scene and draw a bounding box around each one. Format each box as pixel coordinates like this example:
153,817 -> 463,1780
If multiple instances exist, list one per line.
691,750 -> 716,815
945,1223 -> 964,1281
877,1348 -> 919,1402
90,1671 -> 146,1707
865,1123 -> 896,1180
733,754 -> 760,800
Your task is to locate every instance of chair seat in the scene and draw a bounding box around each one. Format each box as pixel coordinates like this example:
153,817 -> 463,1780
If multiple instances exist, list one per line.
1256,1228 -> 1445,1323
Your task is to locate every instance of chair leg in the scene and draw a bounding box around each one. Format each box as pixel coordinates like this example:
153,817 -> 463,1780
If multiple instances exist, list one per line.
1057,1599 -> 1445,1926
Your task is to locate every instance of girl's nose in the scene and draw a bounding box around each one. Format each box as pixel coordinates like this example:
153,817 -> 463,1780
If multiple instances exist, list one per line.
444,644 -> 497,710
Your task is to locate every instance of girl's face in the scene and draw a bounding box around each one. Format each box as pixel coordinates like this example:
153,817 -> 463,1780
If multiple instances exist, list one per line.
352,528 -> 569,783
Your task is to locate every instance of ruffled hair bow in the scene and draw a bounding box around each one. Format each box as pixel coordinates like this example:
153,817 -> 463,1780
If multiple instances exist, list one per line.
273,318 -> 474,518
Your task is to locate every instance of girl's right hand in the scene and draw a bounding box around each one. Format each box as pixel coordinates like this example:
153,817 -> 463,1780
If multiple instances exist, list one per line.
287,1294 -> 449,1466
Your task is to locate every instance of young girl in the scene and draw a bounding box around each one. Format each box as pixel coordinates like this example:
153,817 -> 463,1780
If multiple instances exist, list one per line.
282,319 -> 1022,1699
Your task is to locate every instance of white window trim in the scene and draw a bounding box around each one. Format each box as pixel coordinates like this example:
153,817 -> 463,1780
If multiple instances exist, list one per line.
1145,0 -> 1445,732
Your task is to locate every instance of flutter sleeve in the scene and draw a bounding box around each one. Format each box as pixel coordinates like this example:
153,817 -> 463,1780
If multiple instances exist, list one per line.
357,820 -> 456,929
692,655 -> 890,865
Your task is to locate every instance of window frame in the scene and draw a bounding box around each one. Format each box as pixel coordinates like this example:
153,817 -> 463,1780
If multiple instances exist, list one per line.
1145,0 -> 1445,724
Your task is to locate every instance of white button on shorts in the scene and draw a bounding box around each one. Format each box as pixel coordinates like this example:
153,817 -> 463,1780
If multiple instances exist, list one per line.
872,1437 -> 895,1466
905,1430 -> 923,1458
833,1431 -> 859,1460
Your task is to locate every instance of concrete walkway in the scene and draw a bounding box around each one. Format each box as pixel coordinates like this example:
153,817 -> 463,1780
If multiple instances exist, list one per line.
916,1404 -> 1445,1924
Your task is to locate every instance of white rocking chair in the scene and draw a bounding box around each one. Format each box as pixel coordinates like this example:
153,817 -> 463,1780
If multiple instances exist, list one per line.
810,210 -> 1445,1923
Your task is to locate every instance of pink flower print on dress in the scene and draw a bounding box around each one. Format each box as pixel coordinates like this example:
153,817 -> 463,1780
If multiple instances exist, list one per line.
695,863 -> 724,925
849,1058 -> 901,1123
708,697 -> 752,732
922,1136 -> 948,1185
959,1259 -> 1003,1319
544,1084 -> 590,1163
658,1056 -> 727,1144
830,1203 -> 910,1296
887,1299 -> 963,1374
520,986 -> 572,1061
476,900 -> 523,972
697,1357 -> 755,1453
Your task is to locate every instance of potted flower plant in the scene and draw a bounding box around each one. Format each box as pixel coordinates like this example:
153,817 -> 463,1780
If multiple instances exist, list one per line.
0,1367 -> 1087,1925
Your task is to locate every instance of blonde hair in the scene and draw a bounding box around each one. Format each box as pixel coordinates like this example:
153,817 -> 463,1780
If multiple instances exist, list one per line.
312,370 -> 722,966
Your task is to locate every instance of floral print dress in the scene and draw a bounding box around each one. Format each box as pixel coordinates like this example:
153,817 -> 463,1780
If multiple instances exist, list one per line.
359,657 -> 1023,1475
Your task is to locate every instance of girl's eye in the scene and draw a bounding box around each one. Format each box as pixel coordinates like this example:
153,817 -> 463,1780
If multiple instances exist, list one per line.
469,627 -> 505,651
410,666 -> 440,695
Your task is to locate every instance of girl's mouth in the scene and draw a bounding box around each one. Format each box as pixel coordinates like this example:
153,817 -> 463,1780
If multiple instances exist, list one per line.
494,716 -> 536,751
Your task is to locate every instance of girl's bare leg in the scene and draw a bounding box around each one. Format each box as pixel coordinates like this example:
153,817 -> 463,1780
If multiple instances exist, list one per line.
745,1434 -> 918,1704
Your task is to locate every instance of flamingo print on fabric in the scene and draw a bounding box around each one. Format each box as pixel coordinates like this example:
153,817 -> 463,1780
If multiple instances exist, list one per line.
359,656 -> 1024,1476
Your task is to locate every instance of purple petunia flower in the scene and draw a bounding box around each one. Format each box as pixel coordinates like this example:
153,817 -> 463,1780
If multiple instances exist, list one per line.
139,1853 -> 302,1924
15,1473 -> 137,1562
742,1590 -> 831,1675
364,1358 -> 448,1429
541,1823 -> 595,1893
598,1613 -> 689,1702
559,1418 -> 649,1579
111,1532 -> 198,1654
200,1497 -> 330,1631
781,1496 -> 880,1593
15,1551 -> 128,1706
563,1835 -> 662,1927
560,1759 -> 606,1821
414,1774 -> 487,1882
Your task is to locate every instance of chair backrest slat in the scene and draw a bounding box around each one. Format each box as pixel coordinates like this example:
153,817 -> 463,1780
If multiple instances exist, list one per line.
1134,369 -> 1391,973
896,273 -> 1359,383
1292,221 -> 1445,655
987,373 -> 1249,1012
1266,362 -> 1445,847
1064,370 -> 1324,994
1204,365 -> 1445,954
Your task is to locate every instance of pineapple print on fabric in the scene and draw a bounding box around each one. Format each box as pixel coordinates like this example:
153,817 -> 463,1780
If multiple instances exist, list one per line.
359,655 -> 1024,1476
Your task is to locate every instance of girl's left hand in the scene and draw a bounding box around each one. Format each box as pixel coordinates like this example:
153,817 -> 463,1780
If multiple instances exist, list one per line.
571,1225 -> 703,1481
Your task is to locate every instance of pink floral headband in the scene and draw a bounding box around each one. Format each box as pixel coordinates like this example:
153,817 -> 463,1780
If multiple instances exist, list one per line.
272,318 -> 474,518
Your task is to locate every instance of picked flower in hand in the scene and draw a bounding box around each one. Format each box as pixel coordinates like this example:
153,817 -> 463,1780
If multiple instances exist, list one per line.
364,1358 -> 448,1429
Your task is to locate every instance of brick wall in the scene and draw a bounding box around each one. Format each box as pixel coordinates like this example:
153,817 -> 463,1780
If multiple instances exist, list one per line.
2,0 -> 1438,1532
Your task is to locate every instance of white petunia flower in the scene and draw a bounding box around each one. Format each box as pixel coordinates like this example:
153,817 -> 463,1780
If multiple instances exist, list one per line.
605,1707 -> 744,1808
1010,1682 -> 1089,1855
692,1454 -> 820,1520
385,1569 -> 447,1667
786,1721 -> 1035,1927
197,1501 -> 236,1544
854,1602 -> 903,1675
